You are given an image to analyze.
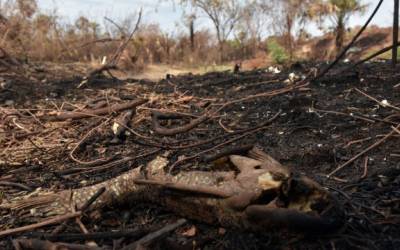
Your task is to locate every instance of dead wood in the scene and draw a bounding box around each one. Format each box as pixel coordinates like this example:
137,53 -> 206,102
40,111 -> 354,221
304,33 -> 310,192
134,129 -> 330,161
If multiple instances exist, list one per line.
0,181 -> 33,192
27,228 -> 154,242
120,219 -> 187,250
80,10 -> 143,87
111,109 -> 135,142
1,147 -> 344,235
51,99 -> 147,121
13,238 -> 102,250
151,109 -> 212,136
0,212 -> 82,238
314,0 -> 384,80
328,125 -> 400,177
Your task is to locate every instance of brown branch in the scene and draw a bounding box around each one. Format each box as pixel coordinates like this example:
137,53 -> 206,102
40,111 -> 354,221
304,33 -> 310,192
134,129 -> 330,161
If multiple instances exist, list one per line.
12,238 -> 101,250
151,109 -> 212,136
52,99 -> 147,121
354,88 -> 400,112
0,212 -> 82,238
28,227 -> 153,242
121,219 -> 187,250
314,0 -> 384,80
327,125 -> 400,177
0,181 -> 33,192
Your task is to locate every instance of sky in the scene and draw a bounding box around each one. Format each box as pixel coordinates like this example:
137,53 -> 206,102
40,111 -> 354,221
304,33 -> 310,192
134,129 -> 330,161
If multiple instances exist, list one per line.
37,0 -> 395,36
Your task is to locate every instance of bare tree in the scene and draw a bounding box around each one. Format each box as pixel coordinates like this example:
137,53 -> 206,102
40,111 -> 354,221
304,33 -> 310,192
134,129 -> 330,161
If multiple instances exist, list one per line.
322,0 -> 368,54
183,13 -> 196,51
179,0 -> 245,62
269,0 -> 324,60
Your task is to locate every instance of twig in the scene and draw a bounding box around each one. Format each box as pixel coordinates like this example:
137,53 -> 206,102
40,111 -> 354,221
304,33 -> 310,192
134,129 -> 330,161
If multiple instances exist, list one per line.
0,212 -> 81,238
169,112 -> 281,171
354,88 -> 400,112
360,156 -> 369,179
392,125 -> 400,136
121,219 -> 187,250
80,187 -> 106,211
69,118 -> 112,166
314,0 -> 384,80
343,137 -> 372,149
0,181 -> 33,192
27,228 -> 153,242
12,238 -> 101,250
104,16 -> 127,36
327,125 -> 400,177
53,99 -> 147,121
346,42 -> 400,71
52,187 -> 106,235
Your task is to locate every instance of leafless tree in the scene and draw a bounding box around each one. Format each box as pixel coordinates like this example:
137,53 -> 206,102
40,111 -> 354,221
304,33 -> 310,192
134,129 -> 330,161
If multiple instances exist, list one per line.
179,0 -> 246,62
268,0 -> 324,60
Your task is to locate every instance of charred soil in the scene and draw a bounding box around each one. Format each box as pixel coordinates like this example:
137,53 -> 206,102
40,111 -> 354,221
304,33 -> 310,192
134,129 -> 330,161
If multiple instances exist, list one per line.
0,61 -> 400,249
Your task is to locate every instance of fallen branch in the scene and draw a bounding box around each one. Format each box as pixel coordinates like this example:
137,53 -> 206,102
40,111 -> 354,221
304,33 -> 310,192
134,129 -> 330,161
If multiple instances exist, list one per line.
27,227 -> 153,242
327,125 -> 400,178
354,88 -> 400,112
0,181 -> 33,192
121,219 -> 187,250
0,212 -> 82,238
12,238 -> 101,250
80,9 -> 143,87
314,0 -> 384,80
151,109 -> 212,136
51,99 -> 147,121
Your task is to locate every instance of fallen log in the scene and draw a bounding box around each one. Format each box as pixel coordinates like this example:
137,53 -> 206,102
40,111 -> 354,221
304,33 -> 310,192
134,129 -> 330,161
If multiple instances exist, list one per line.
0,147 -> 344,235
50,99 -> 147,121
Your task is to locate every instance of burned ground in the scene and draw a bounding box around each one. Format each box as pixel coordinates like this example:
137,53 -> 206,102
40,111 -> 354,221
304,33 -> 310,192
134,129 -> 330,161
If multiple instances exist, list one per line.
0,61 -> 399,249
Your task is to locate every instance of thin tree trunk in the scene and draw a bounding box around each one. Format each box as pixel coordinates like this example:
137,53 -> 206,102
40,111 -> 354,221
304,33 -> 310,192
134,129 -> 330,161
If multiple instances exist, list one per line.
393,0 -> 399,66
190,19 -> 195,52
335,15 -> 345,56
286,14 -> 294,61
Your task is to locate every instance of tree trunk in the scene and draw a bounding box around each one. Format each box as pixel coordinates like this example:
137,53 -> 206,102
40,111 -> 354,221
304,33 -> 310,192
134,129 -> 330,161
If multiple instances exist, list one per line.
393,0 -> 399,66
286,14 -> 294,61
190,19 -> 195,52
335,15 -> 345,55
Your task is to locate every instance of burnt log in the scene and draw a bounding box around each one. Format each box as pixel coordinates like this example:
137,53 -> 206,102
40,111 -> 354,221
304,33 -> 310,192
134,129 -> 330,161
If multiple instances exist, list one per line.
1,147 -> 344,234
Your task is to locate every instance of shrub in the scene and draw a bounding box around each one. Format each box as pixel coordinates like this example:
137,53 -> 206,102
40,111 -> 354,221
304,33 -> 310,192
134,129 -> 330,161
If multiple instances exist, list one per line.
266,39 -> 289,64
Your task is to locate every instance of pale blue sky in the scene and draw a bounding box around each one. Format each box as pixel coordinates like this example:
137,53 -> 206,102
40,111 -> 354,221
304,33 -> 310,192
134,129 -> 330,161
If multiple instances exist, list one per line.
37,0 -> 394,36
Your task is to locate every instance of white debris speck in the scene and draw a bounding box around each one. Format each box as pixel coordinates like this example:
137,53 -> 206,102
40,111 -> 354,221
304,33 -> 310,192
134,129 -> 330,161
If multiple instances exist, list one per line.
101,56 -> 107,65
380,99 -> 390,107
317,144 -> 323,148
343,58 -> 350,63
112,123 -> 119,135
267,66 -> 281,74
288,72 -> 297,82
278,131 -> 284,135
30,208 -> 37,215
